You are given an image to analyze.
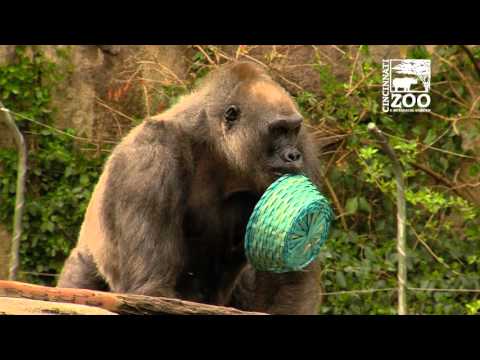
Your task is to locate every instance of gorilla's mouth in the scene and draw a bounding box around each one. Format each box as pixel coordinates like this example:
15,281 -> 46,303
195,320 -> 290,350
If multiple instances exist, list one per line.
270,164 -> 302,177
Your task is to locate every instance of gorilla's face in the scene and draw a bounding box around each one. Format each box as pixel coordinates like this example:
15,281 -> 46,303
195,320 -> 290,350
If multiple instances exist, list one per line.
211,77 -> 305,193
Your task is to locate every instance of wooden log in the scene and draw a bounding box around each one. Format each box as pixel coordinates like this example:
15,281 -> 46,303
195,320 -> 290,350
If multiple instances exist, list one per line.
0,297 -> 117,315
0,280 -> 267,315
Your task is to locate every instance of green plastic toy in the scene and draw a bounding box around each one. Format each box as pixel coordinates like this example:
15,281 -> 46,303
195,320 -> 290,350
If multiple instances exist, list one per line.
244,174 -> 334,273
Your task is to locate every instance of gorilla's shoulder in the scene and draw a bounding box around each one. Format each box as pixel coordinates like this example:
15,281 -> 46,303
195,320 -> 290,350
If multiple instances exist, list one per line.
109,117 -> 193,176
116,118 -> 188,152
131,117 -> 183,147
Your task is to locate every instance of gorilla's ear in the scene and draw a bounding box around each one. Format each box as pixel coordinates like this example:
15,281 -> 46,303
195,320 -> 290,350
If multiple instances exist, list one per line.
229,61 -> 267,81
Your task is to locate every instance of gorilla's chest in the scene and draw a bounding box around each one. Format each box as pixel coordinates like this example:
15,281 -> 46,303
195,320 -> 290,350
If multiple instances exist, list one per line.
175,192 -> 258,305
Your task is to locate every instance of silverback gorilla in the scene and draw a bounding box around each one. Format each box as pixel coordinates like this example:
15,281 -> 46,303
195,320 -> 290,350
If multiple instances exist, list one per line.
58,61 -> 323,314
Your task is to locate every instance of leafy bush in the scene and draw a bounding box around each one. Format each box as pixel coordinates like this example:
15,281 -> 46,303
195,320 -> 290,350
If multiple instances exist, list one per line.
302,45 -> 480,314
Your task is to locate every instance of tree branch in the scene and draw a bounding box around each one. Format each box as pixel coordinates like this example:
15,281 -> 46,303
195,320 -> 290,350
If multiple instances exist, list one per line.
460,45 -> 480,79
0,280 -> 267,315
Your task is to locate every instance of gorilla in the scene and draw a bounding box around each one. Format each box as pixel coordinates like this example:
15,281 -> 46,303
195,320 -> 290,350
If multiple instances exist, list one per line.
58,61 -> 323,314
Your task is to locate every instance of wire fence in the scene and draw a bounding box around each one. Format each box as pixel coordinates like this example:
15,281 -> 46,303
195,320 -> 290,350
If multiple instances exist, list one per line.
14,271 -> 480,297
320,287 -> 480,296
2,89 -> 480,314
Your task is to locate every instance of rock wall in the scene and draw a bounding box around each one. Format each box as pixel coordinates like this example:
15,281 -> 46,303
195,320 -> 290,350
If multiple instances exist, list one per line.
1,45 -> 402,145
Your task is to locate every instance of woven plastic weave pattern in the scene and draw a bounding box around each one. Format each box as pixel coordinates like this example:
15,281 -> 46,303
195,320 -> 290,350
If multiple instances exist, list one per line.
245,174 -> 333,273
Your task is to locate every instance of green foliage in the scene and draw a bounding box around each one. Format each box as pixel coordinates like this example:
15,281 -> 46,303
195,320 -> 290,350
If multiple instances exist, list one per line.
466,300 -> 480,315
0,46 -> 107,285
0,47 -> 58,123
304,45 -> 480,314
1,45 -> 479,314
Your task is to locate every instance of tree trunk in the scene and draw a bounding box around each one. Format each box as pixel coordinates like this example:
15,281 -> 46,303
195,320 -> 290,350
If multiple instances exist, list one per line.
0,226 -> 11,280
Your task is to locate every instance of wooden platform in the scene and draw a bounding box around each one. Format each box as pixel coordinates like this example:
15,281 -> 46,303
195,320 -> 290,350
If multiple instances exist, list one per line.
0,297 -> 116,315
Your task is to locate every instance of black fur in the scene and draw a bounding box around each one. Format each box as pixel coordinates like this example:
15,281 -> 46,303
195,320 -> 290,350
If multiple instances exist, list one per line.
58,61 -> 323,314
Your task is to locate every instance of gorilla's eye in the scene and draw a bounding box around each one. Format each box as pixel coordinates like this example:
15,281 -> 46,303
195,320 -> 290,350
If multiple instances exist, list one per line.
224,105 -> 240,123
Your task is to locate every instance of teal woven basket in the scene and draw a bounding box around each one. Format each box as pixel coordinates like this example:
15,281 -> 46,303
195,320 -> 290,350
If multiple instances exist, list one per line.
244,174 -> 334,273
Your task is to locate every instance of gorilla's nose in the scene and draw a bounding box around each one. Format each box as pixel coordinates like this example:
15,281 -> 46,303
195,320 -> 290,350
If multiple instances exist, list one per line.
268,115 -> 303,133
282,147 -> 302,163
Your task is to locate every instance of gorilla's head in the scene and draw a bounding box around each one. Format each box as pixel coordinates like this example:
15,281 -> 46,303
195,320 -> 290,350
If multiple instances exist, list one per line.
199,61 -> 308,193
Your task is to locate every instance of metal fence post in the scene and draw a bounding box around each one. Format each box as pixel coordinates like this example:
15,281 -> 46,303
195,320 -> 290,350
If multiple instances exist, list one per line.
0,102 -> 27,281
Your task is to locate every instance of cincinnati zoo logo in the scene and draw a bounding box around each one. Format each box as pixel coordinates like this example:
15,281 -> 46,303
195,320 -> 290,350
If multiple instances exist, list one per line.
382,59 -> 431,113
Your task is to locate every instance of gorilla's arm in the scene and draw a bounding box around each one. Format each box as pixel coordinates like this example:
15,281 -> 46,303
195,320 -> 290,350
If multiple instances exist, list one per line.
230,261 -> 322,315
99,122 -> 190,297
